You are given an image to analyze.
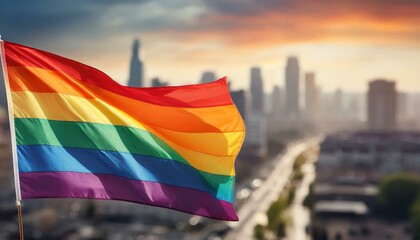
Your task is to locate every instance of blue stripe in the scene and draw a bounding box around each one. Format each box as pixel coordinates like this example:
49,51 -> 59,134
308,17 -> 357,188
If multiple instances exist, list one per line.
17,145 -> 233,202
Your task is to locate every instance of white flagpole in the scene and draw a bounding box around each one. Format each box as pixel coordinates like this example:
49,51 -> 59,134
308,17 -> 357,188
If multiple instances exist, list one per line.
0,36 -> 24,240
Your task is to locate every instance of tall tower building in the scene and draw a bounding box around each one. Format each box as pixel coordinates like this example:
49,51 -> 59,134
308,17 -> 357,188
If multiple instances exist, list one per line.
285,57 -> 300,117
305,72 -> 317,118
230,90 -> 248,122
368,80 -> 397,131
127,39 -> 144,87
250,67 -> 264,115
200,71 -> 216,84
272,86 -> 282,116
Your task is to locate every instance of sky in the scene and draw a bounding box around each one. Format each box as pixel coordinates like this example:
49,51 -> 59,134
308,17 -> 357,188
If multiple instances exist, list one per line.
1,0 -> 420,93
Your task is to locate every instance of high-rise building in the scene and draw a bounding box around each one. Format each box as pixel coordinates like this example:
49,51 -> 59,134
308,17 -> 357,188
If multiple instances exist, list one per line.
200,71 -> 216,84
151,77 -> 168,87
250,67 -> 264,115
244,114 -> 267,158
272,86 -> 282,116
127,39 -> 143,87
367,80 -> 397,131
285,57 -> 299,117
230,90 -> 248,122
305,72 -> 318,118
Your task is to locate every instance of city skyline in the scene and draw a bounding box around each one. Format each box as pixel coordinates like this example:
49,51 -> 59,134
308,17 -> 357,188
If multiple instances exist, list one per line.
1,1 -> 420,92
1,2 -> 420,238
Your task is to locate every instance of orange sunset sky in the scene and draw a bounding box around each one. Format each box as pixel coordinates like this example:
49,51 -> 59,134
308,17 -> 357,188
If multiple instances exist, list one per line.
1,0 -> 420,92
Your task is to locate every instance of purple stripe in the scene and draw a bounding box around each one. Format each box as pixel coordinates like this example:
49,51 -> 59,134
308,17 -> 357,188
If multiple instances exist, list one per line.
20,171 -> 238,221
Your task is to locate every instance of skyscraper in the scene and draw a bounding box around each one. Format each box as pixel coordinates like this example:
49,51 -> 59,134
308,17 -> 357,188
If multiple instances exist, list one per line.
305,72 -> 317,118
127,39 -> 143,87
272,86 -> 282,116
250,67 -> 264,115
368,80 -> 397,131
230,90 -> 248,122
151,77 -> 168,87
285,57 -> 299,117
200,71 -> 216,84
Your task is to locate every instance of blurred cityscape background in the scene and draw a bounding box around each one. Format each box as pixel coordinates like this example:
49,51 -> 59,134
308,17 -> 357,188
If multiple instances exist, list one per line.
1,1 -> 420,240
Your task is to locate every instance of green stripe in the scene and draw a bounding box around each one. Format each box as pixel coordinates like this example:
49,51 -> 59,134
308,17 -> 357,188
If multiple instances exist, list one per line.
15,118 -> 235,196
15,118 -> 188,165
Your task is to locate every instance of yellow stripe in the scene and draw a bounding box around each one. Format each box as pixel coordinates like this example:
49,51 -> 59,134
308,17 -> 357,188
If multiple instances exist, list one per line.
13,91 -> 239,175
155,127 -> 244,157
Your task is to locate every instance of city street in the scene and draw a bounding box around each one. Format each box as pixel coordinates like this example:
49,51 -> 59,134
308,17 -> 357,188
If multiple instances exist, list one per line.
287,156 -> 316,240
224,141 -> 311,240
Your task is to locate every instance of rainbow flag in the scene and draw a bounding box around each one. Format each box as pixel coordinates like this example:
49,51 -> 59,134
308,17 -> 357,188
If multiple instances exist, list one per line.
1,41 -> 245,221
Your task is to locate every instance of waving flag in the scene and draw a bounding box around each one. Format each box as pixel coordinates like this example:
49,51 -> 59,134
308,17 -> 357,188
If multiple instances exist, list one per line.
1,41 -> 245,221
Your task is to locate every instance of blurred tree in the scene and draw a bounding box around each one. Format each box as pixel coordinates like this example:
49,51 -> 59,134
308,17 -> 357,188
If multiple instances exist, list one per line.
266,194 -> 288,237
266,195 -> 287,229
276,221 -> 286,237
253,224 -> 265,240
379,173 -> 420,218
411,196 -> 420,240
303,183 -> 315,210
287,185 -> 296,206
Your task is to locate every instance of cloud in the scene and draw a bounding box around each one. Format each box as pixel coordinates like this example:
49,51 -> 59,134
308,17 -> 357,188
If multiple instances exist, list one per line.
161,0 -> 420,48
203,0 -> 420,18
2,0 -> 419,50
0,0 -> 146,42
2,0 -> 419,90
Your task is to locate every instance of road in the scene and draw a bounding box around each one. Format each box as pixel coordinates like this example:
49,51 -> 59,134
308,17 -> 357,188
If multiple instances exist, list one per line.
286,156 -> 316,240
224,142 -> 310,240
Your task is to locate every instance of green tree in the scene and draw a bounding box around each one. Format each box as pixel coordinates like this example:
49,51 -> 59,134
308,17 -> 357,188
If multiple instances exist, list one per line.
266,195 -> 287,229
303,183 -> 315,209
379,173 -> 420,218
253,224 -> 265,240
287,185 -> 296,206
411,196 -> 420,240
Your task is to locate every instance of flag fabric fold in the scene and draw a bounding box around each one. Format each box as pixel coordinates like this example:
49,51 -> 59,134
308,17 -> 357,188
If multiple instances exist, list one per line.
2,41 -> 245,221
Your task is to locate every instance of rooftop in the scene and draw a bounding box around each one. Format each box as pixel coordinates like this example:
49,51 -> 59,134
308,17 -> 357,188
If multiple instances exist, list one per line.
315,201 -> 369,215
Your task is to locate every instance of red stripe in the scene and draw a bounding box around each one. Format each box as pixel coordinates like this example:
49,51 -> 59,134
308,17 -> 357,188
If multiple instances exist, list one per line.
4,41 -> 233,108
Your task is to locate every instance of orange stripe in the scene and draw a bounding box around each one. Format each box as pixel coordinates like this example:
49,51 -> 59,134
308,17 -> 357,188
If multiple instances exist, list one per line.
9,66 -> 245,133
